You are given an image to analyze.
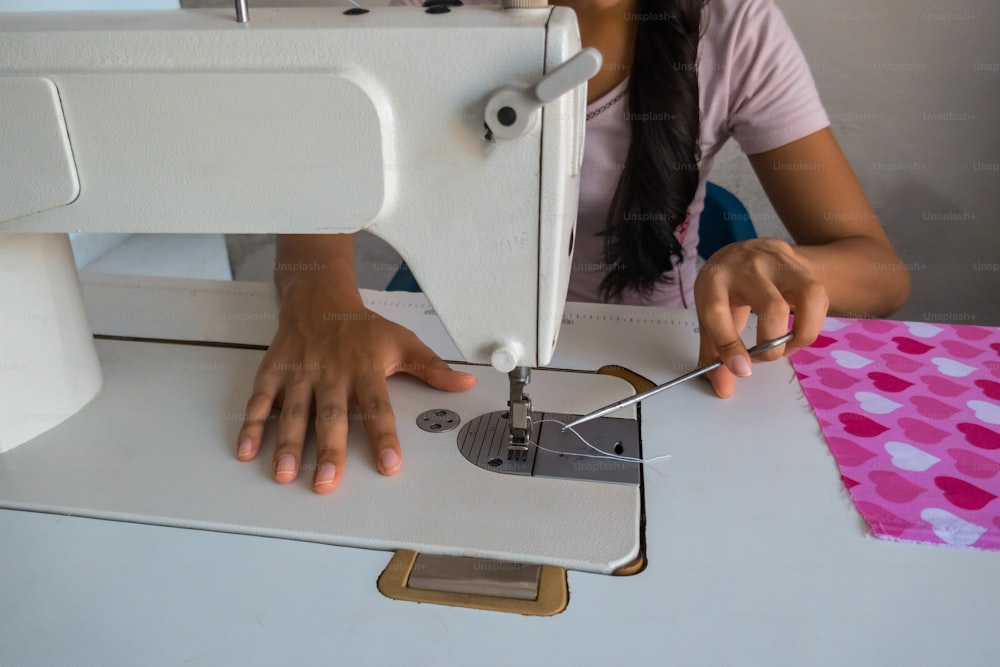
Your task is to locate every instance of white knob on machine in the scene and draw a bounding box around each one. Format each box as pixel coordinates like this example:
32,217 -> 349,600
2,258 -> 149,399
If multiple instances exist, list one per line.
484,47 -> 602,142
490,343 -> 523,373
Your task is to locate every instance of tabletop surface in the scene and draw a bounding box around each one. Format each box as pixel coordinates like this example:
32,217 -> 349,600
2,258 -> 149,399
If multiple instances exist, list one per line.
2,276 -> 998,667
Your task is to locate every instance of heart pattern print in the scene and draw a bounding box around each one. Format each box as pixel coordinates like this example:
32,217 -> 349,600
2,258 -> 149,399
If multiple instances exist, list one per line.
791,318 -> 1000,549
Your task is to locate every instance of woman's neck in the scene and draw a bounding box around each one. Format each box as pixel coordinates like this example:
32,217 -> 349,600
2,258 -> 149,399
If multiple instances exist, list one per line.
552,0 -> 638,102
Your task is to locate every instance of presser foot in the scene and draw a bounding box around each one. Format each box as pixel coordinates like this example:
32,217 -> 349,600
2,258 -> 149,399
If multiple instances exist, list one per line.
506,442 -> 529,463
506,366 -> 533,462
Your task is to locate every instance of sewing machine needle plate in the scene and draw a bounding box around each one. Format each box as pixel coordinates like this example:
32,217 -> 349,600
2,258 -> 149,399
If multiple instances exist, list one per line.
457,411 -> 640,484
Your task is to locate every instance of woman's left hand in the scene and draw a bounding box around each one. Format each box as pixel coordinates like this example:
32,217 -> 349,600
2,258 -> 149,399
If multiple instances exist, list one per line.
693,237 -> 829,398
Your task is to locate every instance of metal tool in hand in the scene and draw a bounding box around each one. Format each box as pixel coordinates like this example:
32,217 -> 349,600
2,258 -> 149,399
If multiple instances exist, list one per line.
561,332 -> 795,431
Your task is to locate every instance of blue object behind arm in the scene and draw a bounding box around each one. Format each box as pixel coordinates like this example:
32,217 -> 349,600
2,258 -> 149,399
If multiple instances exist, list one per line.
697,181 -> 757,260
385,262 -> 421,292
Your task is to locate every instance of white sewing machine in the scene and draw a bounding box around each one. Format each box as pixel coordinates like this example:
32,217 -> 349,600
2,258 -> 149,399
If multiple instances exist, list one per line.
1,0 -> 651,619
0,0 -> 601,452
5,4 -> 1000,663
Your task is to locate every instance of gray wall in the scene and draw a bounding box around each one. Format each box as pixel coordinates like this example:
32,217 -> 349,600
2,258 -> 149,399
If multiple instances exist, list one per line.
716,0 -> 999,324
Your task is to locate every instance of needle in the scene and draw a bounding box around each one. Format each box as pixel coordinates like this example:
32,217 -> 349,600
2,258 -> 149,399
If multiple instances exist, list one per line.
561,332 -> 794,431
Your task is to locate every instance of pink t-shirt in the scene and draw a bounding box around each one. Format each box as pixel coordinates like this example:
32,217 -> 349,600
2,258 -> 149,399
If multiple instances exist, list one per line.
393,0 -> 830,307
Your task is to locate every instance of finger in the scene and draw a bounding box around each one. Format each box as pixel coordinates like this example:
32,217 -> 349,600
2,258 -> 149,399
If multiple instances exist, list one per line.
696,297 -> 752,380
399,339 -> 477,393
731,306 -> 752,335
312,381 -> 351,494
236,374 -> 282,462
699,333 -> 735,399
749,286 -> 792,363
701,305 -> 751,398
784,281 -> 830,353
272,380 -> 313,484
354,374 -> 403,476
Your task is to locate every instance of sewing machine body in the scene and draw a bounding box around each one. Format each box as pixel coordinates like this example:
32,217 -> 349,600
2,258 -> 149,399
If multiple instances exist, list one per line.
0,2 -> 645,607
0,6 -> 589,450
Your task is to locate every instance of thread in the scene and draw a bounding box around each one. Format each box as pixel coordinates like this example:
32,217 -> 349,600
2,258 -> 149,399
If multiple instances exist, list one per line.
532,419 -> 671,465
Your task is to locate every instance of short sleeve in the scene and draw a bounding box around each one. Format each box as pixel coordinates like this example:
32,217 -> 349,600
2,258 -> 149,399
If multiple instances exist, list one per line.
724,0 -> 830,155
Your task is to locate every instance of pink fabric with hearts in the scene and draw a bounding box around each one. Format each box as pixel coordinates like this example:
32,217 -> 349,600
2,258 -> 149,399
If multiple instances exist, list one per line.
791,318 -> 1000,549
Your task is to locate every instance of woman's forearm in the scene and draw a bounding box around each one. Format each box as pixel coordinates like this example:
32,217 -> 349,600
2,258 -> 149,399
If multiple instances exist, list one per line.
747,129 -> 912,319
795,235 -> 912,318
274,234 -> 362,308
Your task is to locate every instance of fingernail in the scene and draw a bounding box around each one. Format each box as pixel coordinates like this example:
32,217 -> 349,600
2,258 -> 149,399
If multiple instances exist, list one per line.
731,355 -> 752,377
379,448 -> 401,474
315,462 -> 337,487
275,454 -> 296,481
237,437 -> 253,459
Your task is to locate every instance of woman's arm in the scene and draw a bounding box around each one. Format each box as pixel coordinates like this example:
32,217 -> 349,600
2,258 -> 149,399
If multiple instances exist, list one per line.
694,127 -> 911,397
272,234 -> 363,307
748,127 -> 910,315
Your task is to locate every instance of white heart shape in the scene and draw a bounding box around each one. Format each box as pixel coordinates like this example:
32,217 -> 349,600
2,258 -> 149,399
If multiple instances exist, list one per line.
822,318 -> 849,332
931,357 -> 976,378
920,508 -> 987,546
906,322 -> 944,338
968,400 -> 1000,425
832,350 -> 874,370
884,441 -> 940,472
855,391 -> 904,415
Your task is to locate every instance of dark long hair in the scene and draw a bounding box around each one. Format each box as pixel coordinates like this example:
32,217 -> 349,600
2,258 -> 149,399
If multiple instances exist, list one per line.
600,0 -> 706,301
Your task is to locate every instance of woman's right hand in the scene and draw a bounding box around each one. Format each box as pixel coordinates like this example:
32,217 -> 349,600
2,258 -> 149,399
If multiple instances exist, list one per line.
234,277 -> 477,494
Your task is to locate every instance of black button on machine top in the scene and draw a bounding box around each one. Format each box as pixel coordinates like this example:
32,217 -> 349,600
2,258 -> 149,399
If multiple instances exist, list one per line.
423,0 -> 464,6
425,4 -> 451,13
343,7 -> 369,15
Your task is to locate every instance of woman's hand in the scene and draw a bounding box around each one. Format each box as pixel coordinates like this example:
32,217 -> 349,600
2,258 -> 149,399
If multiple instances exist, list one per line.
693,237 -> 829,398
235,277 -> 477,493
694,128 -> 912,397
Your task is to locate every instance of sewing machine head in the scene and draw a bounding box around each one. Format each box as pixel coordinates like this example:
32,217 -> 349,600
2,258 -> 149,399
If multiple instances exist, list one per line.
0,2 -> 599,451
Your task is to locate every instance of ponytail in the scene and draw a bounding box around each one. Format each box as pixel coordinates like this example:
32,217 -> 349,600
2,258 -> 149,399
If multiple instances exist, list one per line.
600,0 -> 706,300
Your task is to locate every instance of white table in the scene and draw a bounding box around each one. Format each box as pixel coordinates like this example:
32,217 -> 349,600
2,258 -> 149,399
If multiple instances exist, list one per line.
2,275 -> 998,666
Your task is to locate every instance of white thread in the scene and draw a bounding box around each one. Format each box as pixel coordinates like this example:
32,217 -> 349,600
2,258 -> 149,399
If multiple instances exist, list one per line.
532,419 -> 671,465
